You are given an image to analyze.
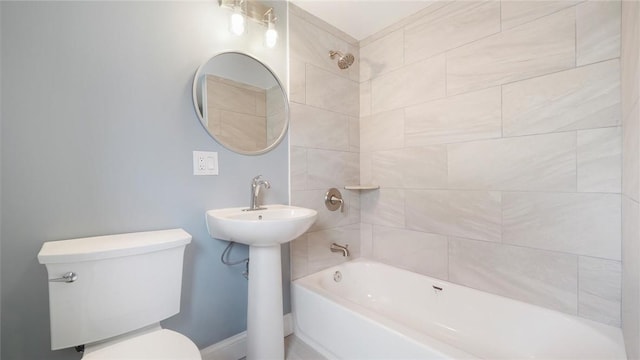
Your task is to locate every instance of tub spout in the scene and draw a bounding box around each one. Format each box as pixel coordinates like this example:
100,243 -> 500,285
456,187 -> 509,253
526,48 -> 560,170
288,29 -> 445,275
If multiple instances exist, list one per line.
330,243 -> 350,257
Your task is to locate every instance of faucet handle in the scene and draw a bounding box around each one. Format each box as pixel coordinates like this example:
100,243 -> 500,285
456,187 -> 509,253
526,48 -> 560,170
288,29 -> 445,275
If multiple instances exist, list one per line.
325,188 -> 344,212
252,175 -> 270,188
331,195 -> 344,212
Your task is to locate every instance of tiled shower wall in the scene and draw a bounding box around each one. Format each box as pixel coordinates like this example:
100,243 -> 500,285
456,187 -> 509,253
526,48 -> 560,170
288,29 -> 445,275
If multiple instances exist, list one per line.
622,0 -> 640,358
288,4 -> 361,279
290,0 -> 625,328
359,1 -> 622,326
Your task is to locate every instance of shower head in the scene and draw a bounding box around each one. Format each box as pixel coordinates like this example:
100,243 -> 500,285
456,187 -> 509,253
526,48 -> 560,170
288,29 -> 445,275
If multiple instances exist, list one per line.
329,50 -> 355,70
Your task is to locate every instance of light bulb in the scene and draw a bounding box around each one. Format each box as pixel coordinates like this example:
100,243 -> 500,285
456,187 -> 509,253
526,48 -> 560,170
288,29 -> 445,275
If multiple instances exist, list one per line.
230,8 -> 245,36
265,22 -> 278,48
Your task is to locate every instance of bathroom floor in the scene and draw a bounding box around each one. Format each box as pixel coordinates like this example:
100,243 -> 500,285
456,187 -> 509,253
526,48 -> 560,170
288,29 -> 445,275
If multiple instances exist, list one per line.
236,335 -> 326,360
284,334 -> 327,360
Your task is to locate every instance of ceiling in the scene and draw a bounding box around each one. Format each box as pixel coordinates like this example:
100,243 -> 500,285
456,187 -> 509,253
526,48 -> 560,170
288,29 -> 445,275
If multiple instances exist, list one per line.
289,0 -> 435,41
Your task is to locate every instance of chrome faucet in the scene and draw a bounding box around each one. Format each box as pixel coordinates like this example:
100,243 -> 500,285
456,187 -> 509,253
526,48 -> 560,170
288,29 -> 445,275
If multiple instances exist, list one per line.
330,243 -> 350,257
246,175 -> 270,211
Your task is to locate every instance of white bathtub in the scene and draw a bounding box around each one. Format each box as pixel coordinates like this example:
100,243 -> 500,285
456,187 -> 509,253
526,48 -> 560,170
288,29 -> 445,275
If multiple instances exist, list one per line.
292,259 -> 626,359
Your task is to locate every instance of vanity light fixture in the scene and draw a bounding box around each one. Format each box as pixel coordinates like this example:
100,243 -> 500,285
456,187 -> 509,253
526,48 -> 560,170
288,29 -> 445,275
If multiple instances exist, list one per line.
219,0 -> 277,48
263,8 -> 278,48
229,0 -> 245,36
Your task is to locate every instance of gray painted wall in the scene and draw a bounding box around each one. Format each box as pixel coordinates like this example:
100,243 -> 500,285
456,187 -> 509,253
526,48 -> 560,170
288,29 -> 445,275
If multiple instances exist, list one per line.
0,1 -> 3,356
0,2 -> 289,359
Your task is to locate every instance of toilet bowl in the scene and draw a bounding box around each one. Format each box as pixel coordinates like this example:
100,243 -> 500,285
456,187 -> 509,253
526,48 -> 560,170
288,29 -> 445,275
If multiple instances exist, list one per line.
38,229 -> 201,359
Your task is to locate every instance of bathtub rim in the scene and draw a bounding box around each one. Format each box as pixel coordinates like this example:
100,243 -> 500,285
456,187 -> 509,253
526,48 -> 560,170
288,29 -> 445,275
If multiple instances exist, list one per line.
292,276 -> 479,359
292,258 -> 626,360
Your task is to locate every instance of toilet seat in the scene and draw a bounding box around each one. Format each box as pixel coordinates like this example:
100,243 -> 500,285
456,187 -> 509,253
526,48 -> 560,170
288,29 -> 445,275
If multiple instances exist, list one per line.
82,329 -> 201,359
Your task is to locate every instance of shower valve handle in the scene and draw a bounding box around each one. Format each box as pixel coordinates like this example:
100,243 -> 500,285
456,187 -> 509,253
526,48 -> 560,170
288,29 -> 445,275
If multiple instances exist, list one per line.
330,195 -> 344,212
325,188 -> 344,212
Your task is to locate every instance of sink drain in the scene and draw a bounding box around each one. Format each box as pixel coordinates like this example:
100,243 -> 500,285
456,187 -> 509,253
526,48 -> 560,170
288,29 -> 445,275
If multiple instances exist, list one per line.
333,271 -> 342,282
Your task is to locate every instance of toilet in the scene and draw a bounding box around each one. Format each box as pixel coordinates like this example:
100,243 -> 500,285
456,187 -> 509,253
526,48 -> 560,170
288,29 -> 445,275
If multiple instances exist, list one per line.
37,228 -> 201,359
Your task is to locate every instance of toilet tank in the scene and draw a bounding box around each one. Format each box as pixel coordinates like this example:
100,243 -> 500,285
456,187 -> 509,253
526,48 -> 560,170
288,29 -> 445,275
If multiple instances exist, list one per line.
37,229 -> 192,350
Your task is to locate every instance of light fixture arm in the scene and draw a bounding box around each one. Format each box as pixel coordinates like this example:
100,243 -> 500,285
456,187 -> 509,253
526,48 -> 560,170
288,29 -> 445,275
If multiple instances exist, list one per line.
263,8 -> 277,25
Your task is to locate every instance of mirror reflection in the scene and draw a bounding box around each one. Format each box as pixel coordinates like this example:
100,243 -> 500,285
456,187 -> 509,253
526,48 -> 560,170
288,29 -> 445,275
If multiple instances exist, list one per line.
193,52 -> 288,155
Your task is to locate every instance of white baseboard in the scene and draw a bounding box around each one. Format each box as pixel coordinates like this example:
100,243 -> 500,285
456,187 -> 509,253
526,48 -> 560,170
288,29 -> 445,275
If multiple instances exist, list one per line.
200,313 -> 293,360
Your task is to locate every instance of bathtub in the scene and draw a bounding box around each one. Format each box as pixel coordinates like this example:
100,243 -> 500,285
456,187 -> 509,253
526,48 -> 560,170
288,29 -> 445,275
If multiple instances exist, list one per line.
292,259 -> 626,359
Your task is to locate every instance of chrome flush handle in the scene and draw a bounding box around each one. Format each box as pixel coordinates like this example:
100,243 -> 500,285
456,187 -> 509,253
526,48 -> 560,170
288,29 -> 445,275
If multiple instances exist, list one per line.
49,272 -> 78,283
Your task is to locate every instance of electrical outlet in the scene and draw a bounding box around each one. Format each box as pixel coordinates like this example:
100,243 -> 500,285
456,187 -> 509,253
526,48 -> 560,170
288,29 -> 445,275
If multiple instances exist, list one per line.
193,151 -> 218,175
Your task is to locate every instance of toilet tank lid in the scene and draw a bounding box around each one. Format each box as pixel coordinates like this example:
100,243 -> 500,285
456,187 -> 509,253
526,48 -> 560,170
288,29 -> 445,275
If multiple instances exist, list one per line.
37,228 -> 192,264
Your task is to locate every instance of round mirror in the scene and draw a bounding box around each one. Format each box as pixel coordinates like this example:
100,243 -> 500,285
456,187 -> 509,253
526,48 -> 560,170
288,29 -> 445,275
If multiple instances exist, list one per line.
192,52 -> 289,155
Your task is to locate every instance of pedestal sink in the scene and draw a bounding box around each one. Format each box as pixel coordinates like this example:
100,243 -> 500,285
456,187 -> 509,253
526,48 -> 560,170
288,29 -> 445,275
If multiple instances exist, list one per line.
205,204 -> 317,359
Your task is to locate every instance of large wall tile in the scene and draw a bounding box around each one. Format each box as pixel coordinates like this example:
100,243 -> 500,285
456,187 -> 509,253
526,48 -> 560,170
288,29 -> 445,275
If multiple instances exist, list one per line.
290,146 -> 307,191
360,29 -> 404,82
577,127 -> 622,193
360,80 -> 372,117
372,225 -> 448,280
578,256 -> 622,326
449,237 -> 578,314
360,109 -> 404,152
307,224 -> 361,273
447,8 -> 575,95
622,0 -> 639,120
361,188 -> 405,228
576,0 -> 621,66
623,102 -> 640,202
503,192 -> 621,260
360,151 -> 373,185
360,223 -> 373,258
292,189 -> 360,232
405,87 -> 501,146
290,59 -> 306,104
305,64 -> 359,117
371,150 -> 403,188
306,149 -> 359,190
405,190 -> 501,242
502,60 -> 621,137
291,235 -> 309,280
621,0 -> 640,349
371,146 -> 448,189
404,1 -> 500,64
371,54 -> 446,114
622,196 -> 640,359
447,132 -> 576,191
349,116 -> 359,152
501,0 -> 581,30
402,146 -> 448,189
290,102 -> 351,151
289,10 -> 359,80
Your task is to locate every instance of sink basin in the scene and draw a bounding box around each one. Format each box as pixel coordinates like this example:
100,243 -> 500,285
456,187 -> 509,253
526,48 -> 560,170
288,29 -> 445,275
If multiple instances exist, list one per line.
206,204 -> 317,246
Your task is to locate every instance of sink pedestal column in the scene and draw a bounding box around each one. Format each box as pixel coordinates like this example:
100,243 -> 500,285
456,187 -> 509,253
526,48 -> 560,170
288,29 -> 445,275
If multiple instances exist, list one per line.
247,244 -> 284,360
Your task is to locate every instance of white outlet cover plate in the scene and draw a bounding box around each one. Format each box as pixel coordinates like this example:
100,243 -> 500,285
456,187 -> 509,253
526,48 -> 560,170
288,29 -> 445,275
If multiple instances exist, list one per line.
193,151 -> 218,175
